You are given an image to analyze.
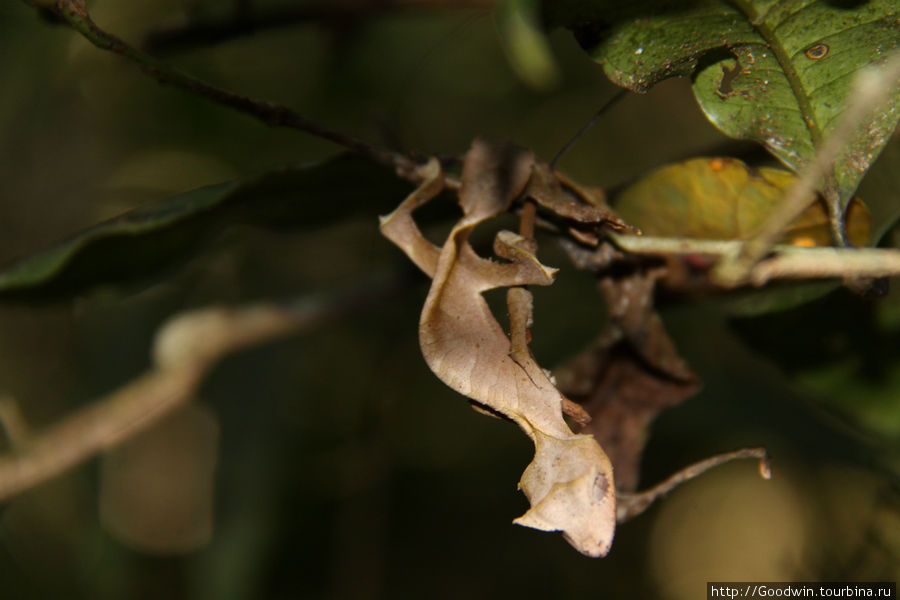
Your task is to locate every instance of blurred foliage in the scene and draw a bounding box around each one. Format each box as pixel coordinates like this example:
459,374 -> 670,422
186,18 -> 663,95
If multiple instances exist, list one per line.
496,0 -> 560,90
0,0 -> 898,599
733,287 -> 900,442
0,155 -> 408,301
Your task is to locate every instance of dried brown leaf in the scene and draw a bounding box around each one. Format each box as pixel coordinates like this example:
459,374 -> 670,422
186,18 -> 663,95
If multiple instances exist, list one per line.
567,350 -> 700,492
380,138 -> 617,557
525,161 -> 623,227
556,269 -> 700,492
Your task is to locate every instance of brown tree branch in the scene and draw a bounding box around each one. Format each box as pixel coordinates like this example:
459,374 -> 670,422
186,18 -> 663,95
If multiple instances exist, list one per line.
23,0 -> 452,186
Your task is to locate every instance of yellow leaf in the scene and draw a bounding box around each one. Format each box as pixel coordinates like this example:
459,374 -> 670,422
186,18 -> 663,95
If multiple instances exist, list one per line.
615,158 -> 870,246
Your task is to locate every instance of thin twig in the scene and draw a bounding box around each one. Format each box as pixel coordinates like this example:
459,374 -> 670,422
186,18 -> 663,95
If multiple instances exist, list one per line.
550,89 -> 628,169
23,0 -> 437,184
519,200 -> 537,240
713,51 -> 900,286
617,447 -> 770,522
747,247 -> 900,286
609,233 -> 900,286
143,0 -> 496,54
513,197 -> 589,424
0,272 -> 408,502
609,233 -> 739,257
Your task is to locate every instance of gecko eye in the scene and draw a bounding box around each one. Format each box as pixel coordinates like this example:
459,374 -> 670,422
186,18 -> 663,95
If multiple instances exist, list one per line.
804,44 -> 829,60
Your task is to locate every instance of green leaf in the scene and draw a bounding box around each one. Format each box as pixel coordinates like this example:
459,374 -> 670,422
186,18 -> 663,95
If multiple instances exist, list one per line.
0,155 -> 409,302
547,0 -> 900,203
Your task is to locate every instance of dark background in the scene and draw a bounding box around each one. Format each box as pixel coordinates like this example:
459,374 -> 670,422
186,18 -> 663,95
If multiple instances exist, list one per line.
0,1 -> 897,598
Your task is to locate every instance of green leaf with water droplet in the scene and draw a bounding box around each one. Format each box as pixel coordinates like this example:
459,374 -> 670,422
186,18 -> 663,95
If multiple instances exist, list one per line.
546,0 -> 900,204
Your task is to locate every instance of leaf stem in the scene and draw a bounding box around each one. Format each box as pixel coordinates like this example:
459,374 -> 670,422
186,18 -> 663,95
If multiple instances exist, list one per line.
519,200 -> 536,240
